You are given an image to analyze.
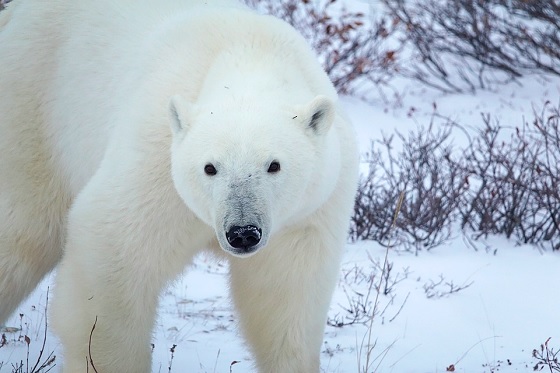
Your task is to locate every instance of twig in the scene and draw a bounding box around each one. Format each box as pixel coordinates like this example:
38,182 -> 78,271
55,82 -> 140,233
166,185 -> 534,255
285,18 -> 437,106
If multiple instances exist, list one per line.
229,360 -> 240,373
362,191 -> 405,372
167,344 -> 177,373
453,336 -> 501,368
88,317 -> 99,373
29,288 -> 50,373
388,292 -> 410,323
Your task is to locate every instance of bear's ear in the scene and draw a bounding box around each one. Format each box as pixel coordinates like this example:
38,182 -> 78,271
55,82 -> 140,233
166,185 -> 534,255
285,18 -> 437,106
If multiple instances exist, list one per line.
297,95 -> 335,136
169,95 -> 196,139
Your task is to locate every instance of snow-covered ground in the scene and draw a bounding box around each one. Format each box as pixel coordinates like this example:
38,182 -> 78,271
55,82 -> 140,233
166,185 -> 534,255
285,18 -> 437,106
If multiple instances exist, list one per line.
2,1 -> 560,372
3,233 -> 560,372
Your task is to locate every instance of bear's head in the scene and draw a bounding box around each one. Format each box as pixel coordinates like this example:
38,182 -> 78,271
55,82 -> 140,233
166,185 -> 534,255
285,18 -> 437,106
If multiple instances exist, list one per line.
169,95 -> 339,257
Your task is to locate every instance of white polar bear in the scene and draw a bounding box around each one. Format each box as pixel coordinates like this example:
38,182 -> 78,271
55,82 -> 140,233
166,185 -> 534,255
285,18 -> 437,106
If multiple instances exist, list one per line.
0,0 -> 359,372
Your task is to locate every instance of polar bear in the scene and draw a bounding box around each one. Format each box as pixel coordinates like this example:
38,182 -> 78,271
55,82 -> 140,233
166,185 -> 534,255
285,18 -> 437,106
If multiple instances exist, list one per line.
0,0 -> 359,372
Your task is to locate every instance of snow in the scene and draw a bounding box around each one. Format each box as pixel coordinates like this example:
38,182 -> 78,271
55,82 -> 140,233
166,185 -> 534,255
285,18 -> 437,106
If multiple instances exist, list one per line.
2,1 -> 560,372
327,240 -> 560,372
4,235 -> 559,372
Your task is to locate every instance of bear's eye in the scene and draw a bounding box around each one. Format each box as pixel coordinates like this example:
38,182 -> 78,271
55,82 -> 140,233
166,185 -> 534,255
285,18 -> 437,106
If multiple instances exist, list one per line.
204,163 -> 217,176
267,161 -> 281,173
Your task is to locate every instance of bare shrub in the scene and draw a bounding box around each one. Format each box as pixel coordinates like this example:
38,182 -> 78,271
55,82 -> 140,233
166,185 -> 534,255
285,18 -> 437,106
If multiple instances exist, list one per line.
0,0 -> 10,11
328,255 -> 409,328
352,100 -> 560,251
0,289 -> 56,373
533,338 -> 560,372
457,114 -> 541,240
351,114 -> 468,251
423,275 -> 473,299
242,0 -> 403,100
457,101 -> 560,250
382,0 -> 560,93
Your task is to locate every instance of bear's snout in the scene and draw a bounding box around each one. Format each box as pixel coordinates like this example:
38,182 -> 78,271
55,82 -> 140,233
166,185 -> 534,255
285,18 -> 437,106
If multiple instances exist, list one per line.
226,225 -> 262,251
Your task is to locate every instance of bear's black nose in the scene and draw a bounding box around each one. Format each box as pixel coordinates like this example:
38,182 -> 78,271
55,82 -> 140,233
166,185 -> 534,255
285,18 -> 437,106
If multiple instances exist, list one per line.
226,225 -> 262,250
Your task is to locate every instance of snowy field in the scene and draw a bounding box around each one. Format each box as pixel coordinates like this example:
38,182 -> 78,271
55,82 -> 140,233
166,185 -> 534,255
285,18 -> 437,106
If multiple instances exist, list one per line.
1,1 -> 560,372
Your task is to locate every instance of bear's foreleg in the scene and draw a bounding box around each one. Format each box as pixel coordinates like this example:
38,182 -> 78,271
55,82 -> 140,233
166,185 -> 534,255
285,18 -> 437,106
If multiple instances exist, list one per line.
0,174 -> 68,324
228,224 -> 344,373
51,164 -> 208,373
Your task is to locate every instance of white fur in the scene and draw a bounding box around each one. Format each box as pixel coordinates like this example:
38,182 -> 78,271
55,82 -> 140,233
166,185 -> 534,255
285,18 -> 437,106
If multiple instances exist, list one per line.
0,1 -> 359,372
